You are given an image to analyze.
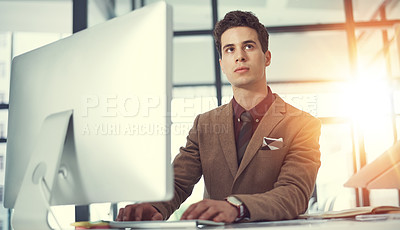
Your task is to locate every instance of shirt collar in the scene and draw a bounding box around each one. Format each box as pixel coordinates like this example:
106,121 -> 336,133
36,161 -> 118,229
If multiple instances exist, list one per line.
232,85 -> 275,122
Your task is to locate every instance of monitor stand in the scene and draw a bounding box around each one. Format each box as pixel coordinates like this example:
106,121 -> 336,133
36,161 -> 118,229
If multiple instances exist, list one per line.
12,110 -> 73,230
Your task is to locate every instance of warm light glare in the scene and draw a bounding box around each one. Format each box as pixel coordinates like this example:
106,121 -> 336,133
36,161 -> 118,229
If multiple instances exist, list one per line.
341,71 -> 392,130
340,67 -> 395,162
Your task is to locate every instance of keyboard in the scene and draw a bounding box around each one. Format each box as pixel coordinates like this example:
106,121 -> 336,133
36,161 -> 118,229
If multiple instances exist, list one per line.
109,219 -> 225,229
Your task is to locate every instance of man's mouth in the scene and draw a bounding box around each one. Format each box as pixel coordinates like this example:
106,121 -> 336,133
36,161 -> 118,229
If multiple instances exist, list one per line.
235,66 -> 250,73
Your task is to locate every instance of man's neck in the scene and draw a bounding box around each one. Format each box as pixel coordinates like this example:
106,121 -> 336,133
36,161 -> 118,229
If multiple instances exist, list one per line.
233,84 -> 268,111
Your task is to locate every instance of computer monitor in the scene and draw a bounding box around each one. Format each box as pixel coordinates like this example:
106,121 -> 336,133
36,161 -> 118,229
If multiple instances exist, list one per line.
4,2 -> 173,229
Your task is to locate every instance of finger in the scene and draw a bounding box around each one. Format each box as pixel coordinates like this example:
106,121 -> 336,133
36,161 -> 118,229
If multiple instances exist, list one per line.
123,206 -> 133,221
198,206 -> 218,220
213,212 -> 233,223
151,212 -> 163,221
116,208 -> 124,221
183,202 -> 209,220
181,203 -> 197,220
142,205 -> 158,220
134,205 -> 144,221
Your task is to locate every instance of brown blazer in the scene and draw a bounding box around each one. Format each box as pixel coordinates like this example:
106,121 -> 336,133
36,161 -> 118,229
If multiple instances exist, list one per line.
153,94 -> 321,221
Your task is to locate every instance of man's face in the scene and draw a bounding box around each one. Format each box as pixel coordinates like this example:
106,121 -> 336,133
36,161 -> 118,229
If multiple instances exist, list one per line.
219,26 -> 271,90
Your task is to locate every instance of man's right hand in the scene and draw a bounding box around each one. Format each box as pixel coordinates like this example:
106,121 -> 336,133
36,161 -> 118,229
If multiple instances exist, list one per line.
116,203 -> 163,221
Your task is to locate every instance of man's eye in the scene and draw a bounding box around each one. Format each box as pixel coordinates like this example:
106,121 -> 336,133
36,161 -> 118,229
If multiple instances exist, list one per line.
245,44 -> 254,49
226,47 -> 234,53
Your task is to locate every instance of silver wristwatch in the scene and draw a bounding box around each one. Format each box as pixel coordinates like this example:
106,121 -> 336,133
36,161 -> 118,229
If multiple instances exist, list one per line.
225,196 -> 245,221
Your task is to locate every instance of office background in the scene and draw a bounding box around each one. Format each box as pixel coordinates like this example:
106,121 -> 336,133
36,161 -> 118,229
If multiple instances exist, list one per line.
0,0 -> 400,229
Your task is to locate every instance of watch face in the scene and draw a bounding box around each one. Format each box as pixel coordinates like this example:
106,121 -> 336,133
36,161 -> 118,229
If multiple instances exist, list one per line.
227,196 -> 242,206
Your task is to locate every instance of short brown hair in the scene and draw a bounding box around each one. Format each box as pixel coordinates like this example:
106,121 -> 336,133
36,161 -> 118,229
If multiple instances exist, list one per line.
213,11 -> 269,57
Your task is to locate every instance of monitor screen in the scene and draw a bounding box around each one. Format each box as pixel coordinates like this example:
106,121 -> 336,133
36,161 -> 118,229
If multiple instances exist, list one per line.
4,2 -> 173,228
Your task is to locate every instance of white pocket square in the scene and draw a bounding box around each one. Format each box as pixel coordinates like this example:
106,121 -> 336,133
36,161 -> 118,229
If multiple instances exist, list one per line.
261,137 -> 283,150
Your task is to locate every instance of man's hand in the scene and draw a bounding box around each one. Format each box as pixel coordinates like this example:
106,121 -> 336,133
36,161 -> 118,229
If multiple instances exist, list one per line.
180,199 -> 238,223
116,203 -> 163,221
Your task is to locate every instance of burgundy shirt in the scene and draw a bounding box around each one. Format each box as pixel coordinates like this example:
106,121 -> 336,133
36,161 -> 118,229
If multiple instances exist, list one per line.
232,86 -> 275,149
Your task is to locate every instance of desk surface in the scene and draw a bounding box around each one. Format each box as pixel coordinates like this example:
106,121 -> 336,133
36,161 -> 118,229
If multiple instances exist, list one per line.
215,219 -> 400,229
107,219 -> 400,230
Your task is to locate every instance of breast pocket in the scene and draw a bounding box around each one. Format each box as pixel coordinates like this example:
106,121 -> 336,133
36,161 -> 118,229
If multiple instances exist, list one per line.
255,146 -> 288,158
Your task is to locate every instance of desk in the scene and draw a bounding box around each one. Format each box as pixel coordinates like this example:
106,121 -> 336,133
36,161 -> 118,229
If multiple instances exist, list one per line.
108,219 -> 400,230
215,219 -> 400,229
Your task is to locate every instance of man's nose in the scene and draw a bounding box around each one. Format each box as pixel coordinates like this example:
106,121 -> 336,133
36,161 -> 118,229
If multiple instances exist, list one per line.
235,50 -> 247,62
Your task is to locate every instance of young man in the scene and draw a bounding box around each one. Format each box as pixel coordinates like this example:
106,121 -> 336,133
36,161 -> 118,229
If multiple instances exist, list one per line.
117,10 -> 321,223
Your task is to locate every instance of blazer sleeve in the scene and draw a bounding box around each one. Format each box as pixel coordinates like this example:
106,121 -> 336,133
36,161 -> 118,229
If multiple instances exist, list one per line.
235,116 -> 321,221
151,115 -> 203,219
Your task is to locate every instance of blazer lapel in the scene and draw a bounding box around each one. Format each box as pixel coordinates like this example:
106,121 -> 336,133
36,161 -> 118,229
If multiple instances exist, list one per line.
217,101 -> 239,178
235,94 -> 287,179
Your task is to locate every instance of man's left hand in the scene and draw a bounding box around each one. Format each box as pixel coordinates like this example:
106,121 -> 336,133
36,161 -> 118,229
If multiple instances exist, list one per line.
180,199 -> 238,223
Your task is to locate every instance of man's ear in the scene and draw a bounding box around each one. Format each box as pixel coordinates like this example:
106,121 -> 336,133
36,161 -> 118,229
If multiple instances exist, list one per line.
265,50 -> 271,67
219,59 -> 225,74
